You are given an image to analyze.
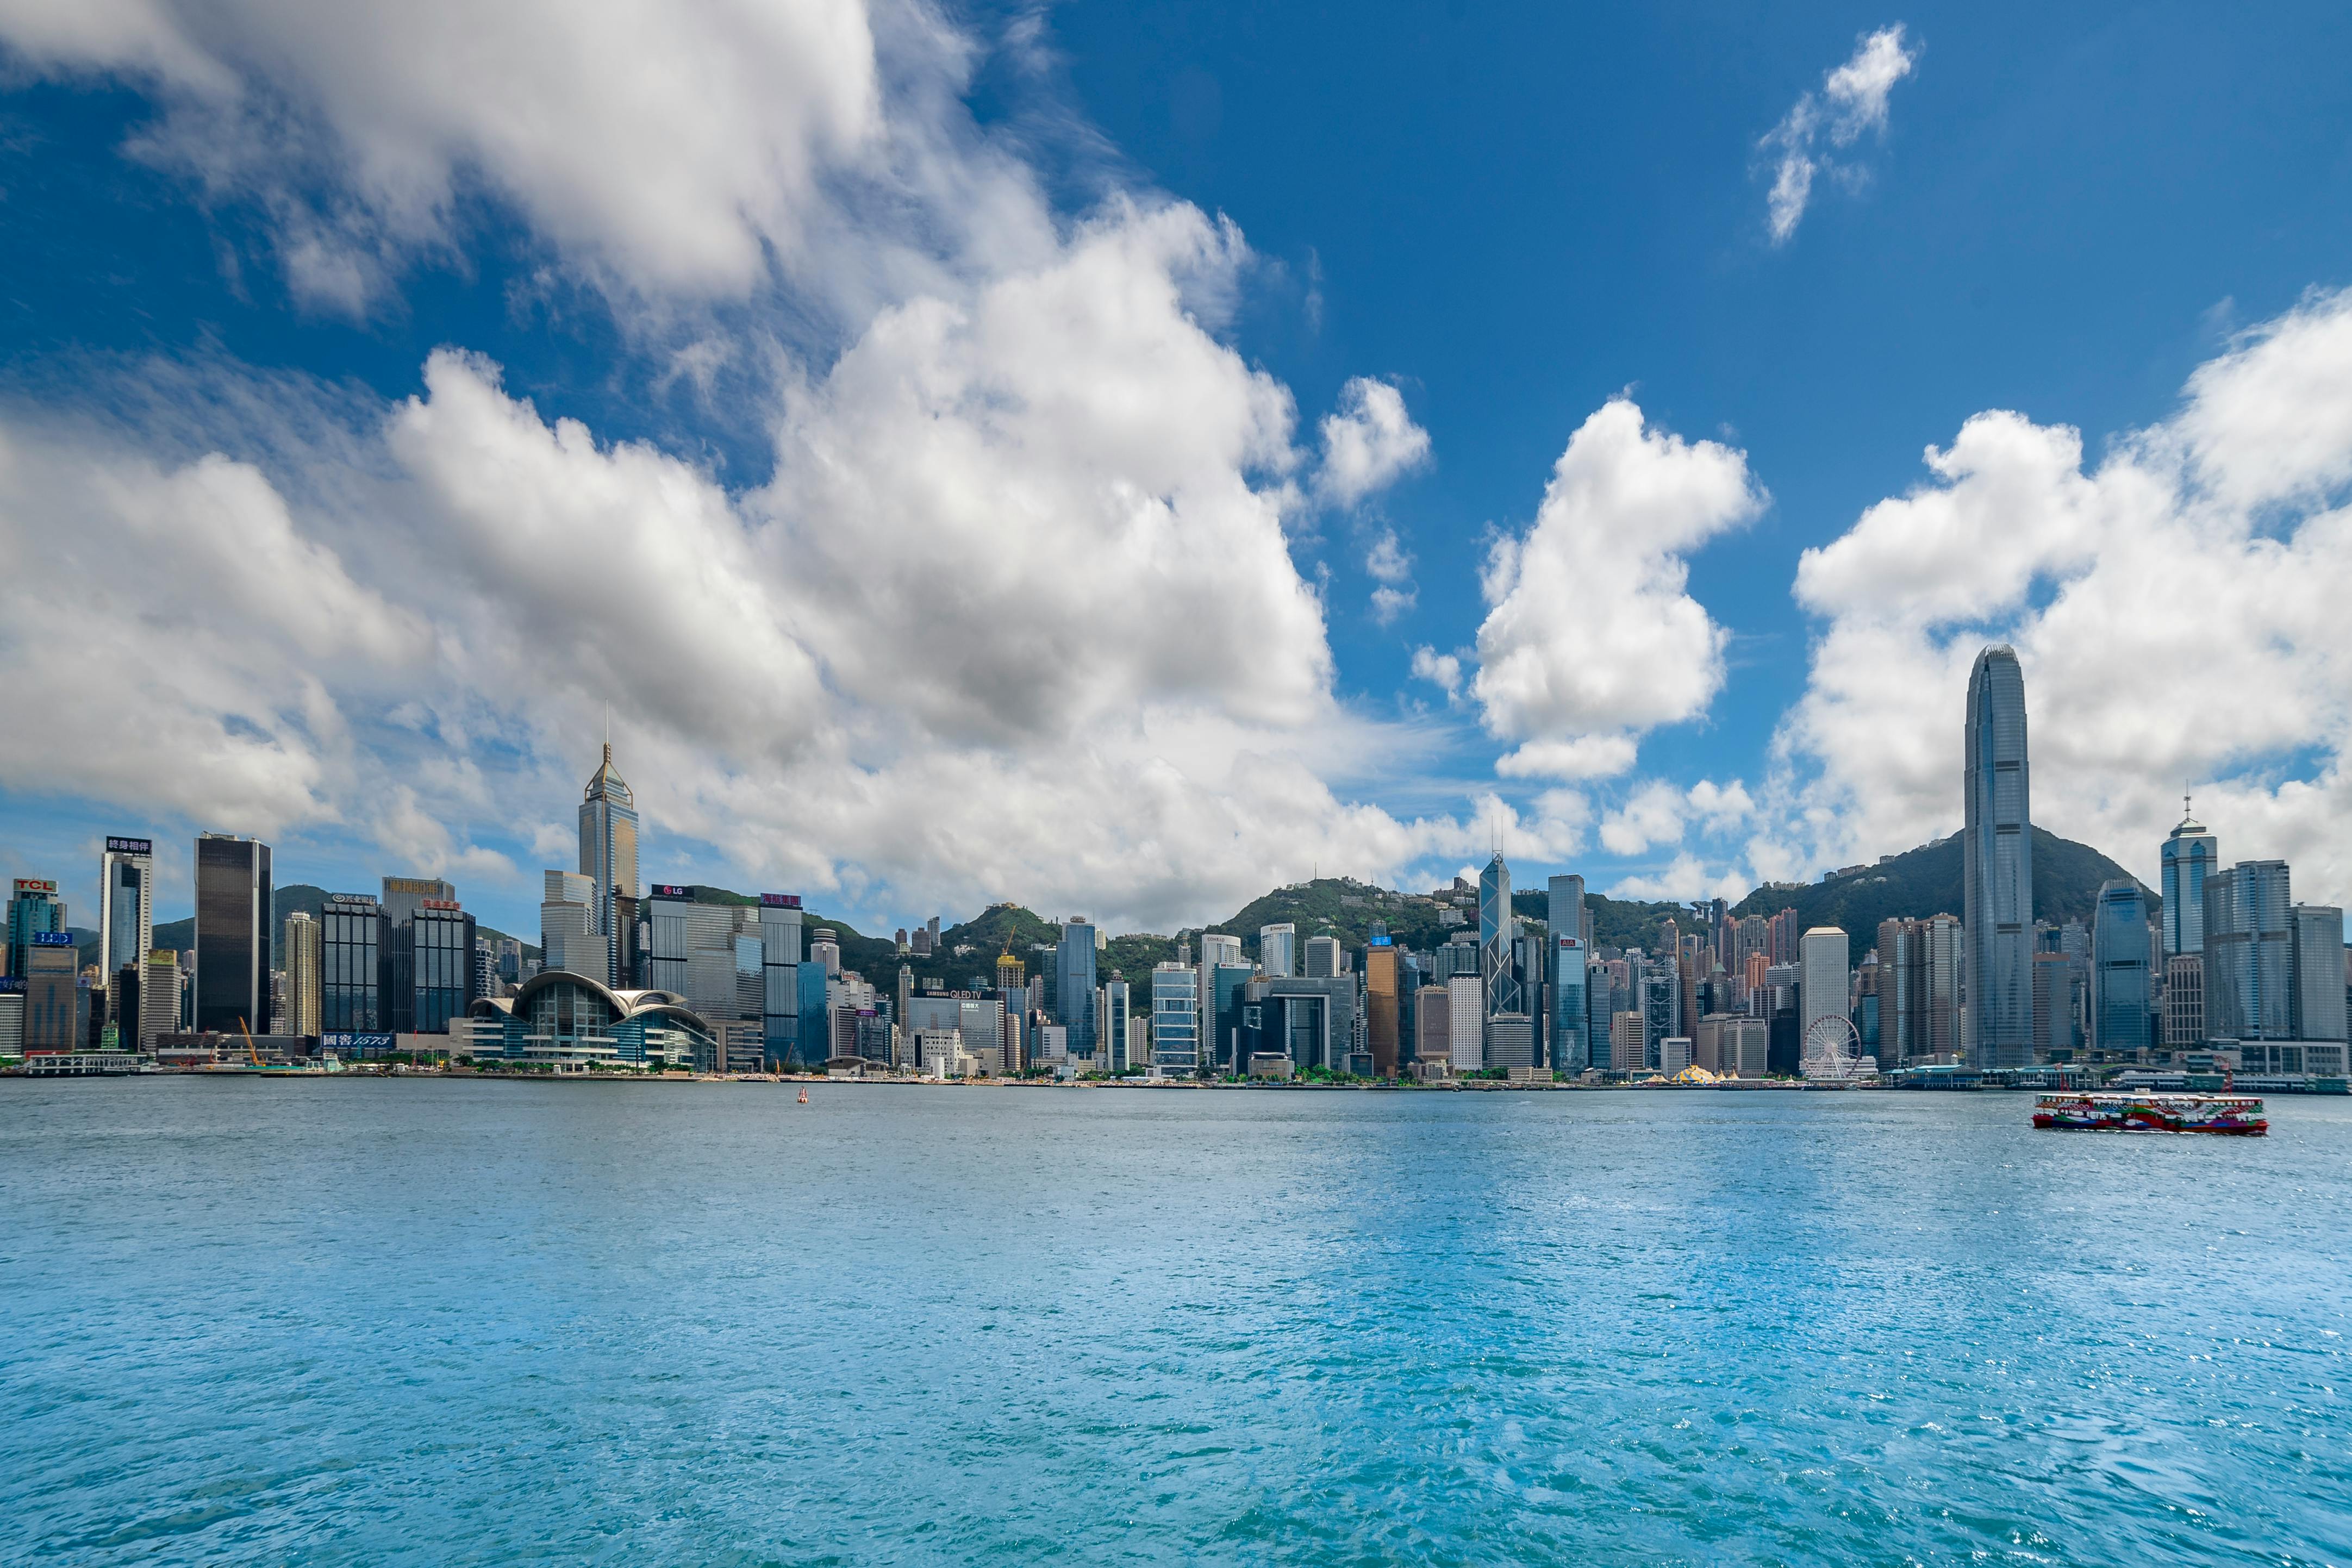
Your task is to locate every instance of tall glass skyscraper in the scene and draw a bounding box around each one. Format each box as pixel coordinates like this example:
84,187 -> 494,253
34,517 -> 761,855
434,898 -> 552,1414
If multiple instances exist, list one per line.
1057,919 -> 1097,1055
2204,860 -> 2291,1041
579,736 -> 640,986
2091,880 -> 2153,1053
1547,874 -> 1588,1073
99,836 -> 154,1015
2160,802 -> 2217,957
1478,852 -> 1518,1021
194,833 -> 272,1035
1962,645 -> 2035,1067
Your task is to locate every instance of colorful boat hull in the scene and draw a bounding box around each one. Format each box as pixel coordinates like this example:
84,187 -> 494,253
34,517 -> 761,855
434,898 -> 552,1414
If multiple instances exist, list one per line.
2032,1092 -> 2267,1135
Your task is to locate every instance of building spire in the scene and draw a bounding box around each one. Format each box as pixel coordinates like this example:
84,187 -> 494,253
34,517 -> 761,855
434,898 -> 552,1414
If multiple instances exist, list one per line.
604,702 -> 612,767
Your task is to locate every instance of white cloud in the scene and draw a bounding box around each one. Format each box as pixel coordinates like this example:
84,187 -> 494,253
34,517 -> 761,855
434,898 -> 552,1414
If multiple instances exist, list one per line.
1411,646 -> 1463,701
1768,286 -> 2352,911
1471,397 -> 1764,779
0,0 -> 1047,320
1365,529 -> 1415,624
1759,25 -> 1919,245
1596,778 -> 1756,856
1316,378 -> 1431,508
0,207 -> 1502,931
1608,853 -> 1751,905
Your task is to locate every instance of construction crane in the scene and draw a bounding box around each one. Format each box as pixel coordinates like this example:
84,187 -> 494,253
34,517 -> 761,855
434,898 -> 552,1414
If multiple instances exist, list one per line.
237,1016 -> 263,1067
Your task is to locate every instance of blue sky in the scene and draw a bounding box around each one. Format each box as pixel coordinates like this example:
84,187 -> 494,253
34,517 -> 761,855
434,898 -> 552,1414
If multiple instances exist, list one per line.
3,1 -> 2350,944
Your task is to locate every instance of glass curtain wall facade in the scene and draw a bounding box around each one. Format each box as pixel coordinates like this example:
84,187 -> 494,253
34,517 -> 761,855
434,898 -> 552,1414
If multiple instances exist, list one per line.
2289,904 -> 2348,1042
194,834 -> 272,1034
758,895 -> 803,1066
2204,861 -> 2292,1041
579,742 -> 640,986
99,836 -> 154,1018
386,904 -> 478,1034
1478,853 -> 1519,1020
2161,807 -> 2217,957
323,895 -> 383,1034
1057,920 -> 1097,1055
1962,645 -> 2035,1067
1150,961 -> 1198,1074
2090,880 -> 2153,1053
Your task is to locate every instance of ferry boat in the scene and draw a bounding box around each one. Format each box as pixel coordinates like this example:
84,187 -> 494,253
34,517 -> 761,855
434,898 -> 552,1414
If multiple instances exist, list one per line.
2032,1091 -> 2267,1135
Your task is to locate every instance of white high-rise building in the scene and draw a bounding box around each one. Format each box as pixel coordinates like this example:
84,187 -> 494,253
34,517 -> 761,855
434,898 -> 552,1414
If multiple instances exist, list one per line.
540,871 -> 600,979
1446,974 -> 1482,1071
1799,926 -> 1851,1049
1259,923 -> 1296,978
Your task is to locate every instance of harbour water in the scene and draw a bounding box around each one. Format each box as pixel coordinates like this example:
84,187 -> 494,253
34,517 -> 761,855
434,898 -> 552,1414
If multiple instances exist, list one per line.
4,1080 -> 2348,1565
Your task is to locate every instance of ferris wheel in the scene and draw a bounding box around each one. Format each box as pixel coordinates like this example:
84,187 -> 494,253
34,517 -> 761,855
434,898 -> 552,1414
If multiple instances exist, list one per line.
1801,1014 -> 1872,1081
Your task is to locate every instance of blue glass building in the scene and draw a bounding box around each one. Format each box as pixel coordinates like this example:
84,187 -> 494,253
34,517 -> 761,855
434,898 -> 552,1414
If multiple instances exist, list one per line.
2090,879 -> 2153,1053
2160,803 -> 2217,957
1963,646 -> 2035,1067
1057,920 -> 1097,1057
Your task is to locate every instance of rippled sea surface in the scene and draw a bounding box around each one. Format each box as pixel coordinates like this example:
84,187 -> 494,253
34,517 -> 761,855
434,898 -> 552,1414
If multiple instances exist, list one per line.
4,1079 -> 2350,1565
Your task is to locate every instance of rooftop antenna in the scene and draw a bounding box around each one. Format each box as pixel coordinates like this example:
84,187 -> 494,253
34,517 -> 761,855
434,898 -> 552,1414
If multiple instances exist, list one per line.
603,701 -> 612,765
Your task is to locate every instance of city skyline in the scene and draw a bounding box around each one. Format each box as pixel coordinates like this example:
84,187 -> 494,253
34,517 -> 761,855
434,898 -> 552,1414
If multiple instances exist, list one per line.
3,7 -> 2352,944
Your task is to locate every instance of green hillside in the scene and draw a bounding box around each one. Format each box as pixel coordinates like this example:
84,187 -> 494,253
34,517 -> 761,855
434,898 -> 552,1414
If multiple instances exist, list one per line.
1729,827 -> 2155,941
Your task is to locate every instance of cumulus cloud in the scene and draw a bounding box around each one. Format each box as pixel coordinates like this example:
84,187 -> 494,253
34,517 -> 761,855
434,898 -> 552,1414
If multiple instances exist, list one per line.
1470,397 -> 1765,779
0,0 -> 1558,928
1315,377 -> 1431,508
0,215 -> 1494,930
1759,24 -> 1919,245
1596,778 -> 1755,856
0,0 -> 1045,319
1767,286 -> 2352,910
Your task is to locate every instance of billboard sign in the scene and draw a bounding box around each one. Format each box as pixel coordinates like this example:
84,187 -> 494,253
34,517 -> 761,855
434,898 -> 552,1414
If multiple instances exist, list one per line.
322,1031 -> 397,1054
1556,935 -> 1581,950
105,836 -> 154,856
651,884 -> 693,899
327,892 -> 380,908
13,879 -> 56,896
0,977 -> 22,993
759,893 -> 801,909
32,932 -> 76,947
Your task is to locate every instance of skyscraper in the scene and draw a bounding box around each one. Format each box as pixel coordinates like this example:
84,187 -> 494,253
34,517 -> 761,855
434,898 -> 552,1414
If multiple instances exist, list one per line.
283,910 -> 322,1040
2289,904 -> 2348,1042
98,836 -> 154,1015
579,735 -> 640,986
2091,880 -> 2153,1054
1258,922 -> 1296,978
1057,919 -> 1098,1055
2160,801 -> 2217,957
1478,852 -> 1518,1020
2204,860 -> 2291,1041
321,893 -> 382,1032
759,894 -> 804,1067
1799,927 -> 1850,1051
1548,874 -> 1590,1073
1962,645 -> 2035,1067
540,871 -> 600,979
1150,961 -> 1197,1074
193,833 -> 271,1035
1364,936 -> 1399,1077
1303,935 -> 1343,977
4,878 -> 64,979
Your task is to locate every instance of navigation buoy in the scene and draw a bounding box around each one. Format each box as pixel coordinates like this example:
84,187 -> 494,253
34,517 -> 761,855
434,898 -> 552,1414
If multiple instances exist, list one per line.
797,1086 -> 809,1104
